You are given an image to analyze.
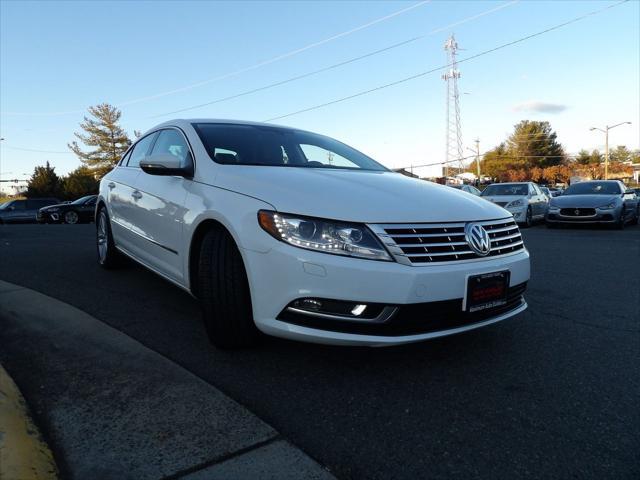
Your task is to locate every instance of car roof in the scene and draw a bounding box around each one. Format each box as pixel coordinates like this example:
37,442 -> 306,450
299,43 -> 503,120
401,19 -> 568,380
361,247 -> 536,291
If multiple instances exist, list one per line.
153,118 -> 299,133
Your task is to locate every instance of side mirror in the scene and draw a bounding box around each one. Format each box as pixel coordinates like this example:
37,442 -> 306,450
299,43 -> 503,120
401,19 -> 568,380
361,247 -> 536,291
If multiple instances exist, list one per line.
140,153 -> 193,177
624,189 -> 634,195
8,206 -> 15,211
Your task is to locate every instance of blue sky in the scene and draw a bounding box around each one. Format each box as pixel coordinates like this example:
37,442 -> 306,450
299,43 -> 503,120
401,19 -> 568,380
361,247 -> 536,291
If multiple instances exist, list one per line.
1,0 -> 638,180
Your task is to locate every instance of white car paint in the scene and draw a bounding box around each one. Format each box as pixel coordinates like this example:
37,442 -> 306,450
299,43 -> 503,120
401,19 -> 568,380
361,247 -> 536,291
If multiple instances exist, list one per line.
98,119 -> 530,346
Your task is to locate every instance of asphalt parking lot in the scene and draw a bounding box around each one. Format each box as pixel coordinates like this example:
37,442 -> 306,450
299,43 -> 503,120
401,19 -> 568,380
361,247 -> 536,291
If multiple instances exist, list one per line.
0,222 -> 638,479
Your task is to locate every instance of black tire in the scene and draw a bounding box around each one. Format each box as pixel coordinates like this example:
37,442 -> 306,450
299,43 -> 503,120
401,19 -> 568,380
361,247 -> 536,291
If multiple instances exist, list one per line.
96,207 -> 123,269
198,228 -> 260,348
632,207 -> 639,226
64,210 -> 79,224
521,207 -> 533,228
615,211 -> 625,230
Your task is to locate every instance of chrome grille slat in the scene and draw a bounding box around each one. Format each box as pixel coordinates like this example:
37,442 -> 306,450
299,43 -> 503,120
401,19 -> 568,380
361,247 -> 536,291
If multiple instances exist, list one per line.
372,218 -> 525,265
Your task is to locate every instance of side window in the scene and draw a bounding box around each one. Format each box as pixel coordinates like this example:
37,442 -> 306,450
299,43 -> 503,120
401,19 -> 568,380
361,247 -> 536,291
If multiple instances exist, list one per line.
300,144 -> 358,168
151,129 -> 191,166
120,149 -> 132,166
128,133 -> 157,168
11,200 -> 27,210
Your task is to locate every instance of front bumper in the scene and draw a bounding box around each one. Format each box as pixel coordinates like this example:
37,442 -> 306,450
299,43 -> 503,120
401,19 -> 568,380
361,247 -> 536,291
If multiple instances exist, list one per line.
242,243 -> 530,346
36,211 -> 61,223
545,209 -> 618,224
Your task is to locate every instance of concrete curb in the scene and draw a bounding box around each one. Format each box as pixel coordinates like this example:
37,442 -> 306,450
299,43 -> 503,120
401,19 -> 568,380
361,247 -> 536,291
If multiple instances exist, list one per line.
0,363 -> 59,480
0,280 -> 335,480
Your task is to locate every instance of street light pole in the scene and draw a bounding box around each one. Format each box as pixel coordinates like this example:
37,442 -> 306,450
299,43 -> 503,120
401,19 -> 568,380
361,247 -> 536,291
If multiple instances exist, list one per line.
590,122 -> 631,180
466,138 -> 480,186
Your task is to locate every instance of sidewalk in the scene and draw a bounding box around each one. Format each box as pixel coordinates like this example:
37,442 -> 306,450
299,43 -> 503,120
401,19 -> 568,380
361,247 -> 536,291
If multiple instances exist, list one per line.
0,363 -> 59,479
0,280 -> 335,480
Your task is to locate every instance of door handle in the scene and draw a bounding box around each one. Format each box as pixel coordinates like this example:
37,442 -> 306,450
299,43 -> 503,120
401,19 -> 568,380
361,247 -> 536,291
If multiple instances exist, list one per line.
131,190 -> 142,200
107,182 -> 116,189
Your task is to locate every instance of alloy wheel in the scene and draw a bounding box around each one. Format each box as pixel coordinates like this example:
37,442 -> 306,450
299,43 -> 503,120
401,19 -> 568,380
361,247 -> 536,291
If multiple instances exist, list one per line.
64,211 -> 79,224
97,213 -> 108,263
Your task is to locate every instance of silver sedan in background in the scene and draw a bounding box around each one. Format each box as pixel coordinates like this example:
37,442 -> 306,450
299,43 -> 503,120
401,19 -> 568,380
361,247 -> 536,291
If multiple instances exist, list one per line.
546,180 -> 639,228
480,182 -> 548,227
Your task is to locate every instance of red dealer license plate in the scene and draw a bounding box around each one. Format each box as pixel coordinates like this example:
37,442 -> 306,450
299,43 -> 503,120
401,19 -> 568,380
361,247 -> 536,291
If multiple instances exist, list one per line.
464,271 -> 510,313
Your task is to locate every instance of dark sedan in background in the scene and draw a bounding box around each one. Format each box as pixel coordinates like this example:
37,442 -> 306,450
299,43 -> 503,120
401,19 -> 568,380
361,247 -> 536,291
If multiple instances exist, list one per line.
546,180 -> 639,228
0,198 -> 61,224
37,195 -> 97,224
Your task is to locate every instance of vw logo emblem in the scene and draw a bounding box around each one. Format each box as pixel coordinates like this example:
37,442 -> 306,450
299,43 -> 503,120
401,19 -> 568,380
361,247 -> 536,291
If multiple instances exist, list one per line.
465,223 -> 491,256
574,209 -> 580,216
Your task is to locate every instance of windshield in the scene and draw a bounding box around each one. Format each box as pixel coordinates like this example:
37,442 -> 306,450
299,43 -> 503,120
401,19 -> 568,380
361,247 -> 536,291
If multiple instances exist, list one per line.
0,201 -> 14,210
481,184 -> 528,196
564,182 -> 622,195
71,195 -> 93,205
192,123 -> 388,171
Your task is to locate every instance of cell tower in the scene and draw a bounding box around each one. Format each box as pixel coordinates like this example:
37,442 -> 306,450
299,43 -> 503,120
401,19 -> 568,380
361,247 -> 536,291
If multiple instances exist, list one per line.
442,34 -> 463,181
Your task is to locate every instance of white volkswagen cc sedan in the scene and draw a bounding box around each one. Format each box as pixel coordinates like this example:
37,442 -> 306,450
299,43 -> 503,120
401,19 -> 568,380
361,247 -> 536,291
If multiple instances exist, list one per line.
97,120 -> 530,348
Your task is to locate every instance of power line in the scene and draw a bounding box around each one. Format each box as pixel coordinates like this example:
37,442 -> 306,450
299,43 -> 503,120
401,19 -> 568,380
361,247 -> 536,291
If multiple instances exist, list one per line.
1,1 -> 431,117
1,145 -> 72,154
151,1 -> 518,118
397,151 -> 585,171
263,0 -> 630,122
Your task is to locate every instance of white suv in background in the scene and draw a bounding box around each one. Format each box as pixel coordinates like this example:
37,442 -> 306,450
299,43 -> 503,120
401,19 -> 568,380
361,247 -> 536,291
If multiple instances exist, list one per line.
97,120 -> 530,348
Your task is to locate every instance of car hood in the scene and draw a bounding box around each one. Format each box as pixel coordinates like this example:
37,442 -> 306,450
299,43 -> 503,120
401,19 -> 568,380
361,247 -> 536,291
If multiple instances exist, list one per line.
480,195 -> 526,206
213,167 -> 508,223
40,203 -> 68,211
550,194 -> 620,208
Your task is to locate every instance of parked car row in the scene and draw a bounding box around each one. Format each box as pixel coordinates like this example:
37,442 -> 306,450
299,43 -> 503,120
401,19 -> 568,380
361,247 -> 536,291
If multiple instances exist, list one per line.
0,195 -> 97,224
449,180 -> 639,229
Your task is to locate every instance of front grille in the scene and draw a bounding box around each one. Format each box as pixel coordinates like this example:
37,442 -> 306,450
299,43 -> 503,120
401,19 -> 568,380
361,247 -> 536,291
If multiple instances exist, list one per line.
372,218 -> 524,265
560,208 -> 596,217
278,283 -> 527,337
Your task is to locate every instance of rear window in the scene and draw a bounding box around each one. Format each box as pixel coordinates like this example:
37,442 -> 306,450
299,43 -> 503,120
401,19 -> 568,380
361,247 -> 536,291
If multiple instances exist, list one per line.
192,123 -> 387,171
481,184 -> 529,196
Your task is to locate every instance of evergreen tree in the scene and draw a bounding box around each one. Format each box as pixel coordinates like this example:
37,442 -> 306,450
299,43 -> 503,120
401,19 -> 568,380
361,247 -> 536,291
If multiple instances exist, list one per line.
505,120 -> 565,169
61,166 -> 100,199
68,103 -> 132,177
26,162 -> 61,198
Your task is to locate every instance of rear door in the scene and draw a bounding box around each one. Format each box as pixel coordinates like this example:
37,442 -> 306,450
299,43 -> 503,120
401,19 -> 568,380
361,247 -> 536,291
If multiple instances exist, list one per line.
107,132 -> 157,252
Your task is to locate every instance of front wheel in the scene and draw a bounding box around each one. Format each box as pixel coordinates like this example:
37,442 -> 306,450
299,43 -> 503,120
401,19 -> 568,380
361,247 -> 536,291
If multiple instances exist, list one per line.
521,207 -> 533,228
96,208 -> 123,269
615,211 -> 625,230
198,228 -> 260,348
64,210 -> 79,224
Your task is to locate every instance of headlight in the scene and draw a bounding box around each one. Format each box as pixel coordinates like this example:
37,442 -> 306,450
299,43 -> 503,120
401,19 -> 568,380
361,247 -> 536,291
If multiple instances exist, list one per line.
258,210 -> 392,261
507,199 -> 524,208
598,202 -> 617,209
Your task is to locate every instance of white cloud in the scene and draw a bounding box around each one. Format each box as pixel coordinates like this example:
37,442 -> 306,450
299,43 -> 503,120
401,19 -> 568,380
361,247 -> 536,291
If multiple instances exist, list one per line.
512,101 -> 568,114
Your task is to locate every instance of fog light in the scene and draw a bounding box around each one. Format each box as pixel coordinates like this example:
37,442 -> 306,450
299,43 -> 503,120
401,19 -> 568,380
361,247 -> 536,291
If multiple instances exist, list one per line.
292,298 -> 323,311
351,304 -> 367,316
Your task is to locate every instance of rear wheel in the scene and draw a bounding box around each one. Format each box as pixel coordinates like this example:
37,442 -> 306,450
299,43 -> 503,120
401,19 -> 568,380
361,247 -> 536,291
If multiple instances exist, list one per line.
64,210 -> 79,224
198,228 -> 260,348
96,207 -> 123,268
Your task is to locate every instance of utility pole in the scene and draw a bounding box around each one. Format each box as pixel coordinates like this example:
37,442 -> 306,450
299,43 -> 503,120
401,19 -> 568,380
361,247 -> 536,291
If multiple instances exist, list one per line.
466,139 -> 480,186
589,122 -> 631,179
442,34 -> 463,184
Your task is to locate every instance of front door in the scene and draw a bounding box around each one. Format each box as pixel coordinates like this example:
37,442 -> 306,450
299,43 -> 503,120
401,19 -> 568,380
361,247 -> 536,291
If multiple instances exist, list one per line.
128,128 -> 192,283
